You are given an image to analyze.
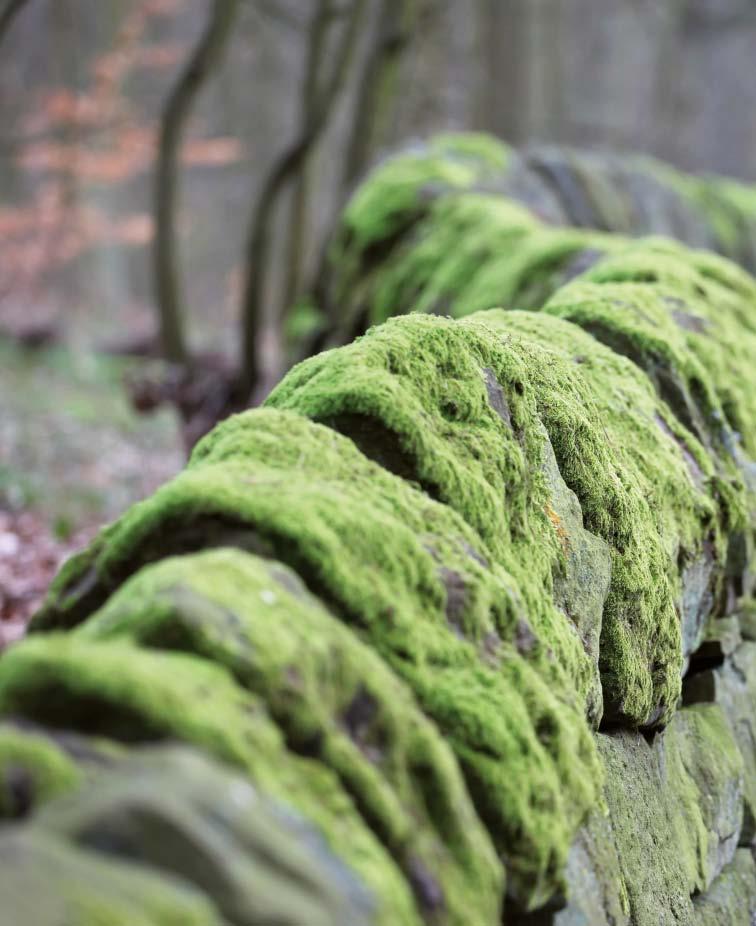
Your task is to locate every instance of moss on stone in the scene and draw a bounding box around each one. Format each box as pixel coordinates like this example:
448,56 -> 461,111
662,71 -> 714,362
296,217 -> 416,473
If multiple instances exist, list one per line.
267,315 -> 604,717
37,744 -> 379,926
0,634 -> 420,925
268,308 -> 723,728
691,849 -> 756,925
326,182 -> 622,344
683,640 -> 756,847
0,725 -> 83,818
597,704 -> 744,924
480,308 -> 726,725
538,238 -> 756,608
319,134 -> 756,352
33,408 -> 601,910
364,192 -> 540,324
322,135 -> 539,345
555,702 -> 746,926
543,238 -> 756,460
77,548 -> 502,924
339,133 -> 510,251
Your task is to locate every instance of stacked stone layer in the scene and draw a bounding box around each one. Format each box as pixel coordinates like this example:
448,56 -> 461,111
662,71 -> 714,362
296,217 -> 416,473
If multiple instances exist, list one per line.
312,134 -> 756,350
1,134 -> 755,924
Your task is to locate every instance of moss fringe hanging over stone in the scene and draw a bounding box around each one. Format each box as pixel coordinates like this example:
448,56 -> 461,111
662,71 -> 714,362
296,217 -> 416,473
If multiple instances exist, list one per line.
0,633 -> 422,925
543,238 -> 756,460
33,408 -> 603,910
268,306 -> 738,727
76,548 -> 502,924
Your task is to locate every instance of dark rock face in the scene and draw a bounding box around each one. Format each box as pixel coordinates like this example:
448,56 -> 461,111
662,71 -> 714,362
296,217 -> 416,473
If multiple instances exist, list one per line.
555,703 -> 745,925
2,133 -> 756,924
0,746 -> 377,926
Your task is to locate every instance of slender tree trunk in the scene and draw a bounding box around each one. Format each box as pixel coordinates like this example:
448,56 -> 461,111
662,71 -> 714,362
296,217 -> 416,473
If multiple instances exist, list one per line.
478,0 -> 521,140
153,0 -> 239,365
238,0 -> 367,399
342,0 -> 417,191
281,1 -> 332,318
0,0 -> 30,47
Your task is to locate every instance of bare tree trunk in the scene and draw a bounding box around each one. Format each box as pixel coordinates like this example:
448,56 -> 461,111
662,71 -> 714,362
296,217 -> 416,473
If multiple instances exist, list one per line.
0,0 -> 30,47
342,0 -> 418,191
478,0 -> 522,140
153,0 -> 239,365
281,1 -> 333,318
238,0 -> 367,400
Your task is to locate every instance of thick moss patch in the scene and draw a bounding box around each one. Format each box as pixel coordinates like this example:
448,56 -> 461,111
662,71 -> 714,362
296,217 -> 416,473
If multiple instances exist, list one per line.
325,185 -> 620,345
481,309 -> 726,725
269,309 -> 723,727
0,635 -> 420,925
543,238 -> 756,461
267,314 -> 607,723
15,137 -> 756,919
317,133 -> 756,354
33,408 -> 601,910
78,548 -> 502,924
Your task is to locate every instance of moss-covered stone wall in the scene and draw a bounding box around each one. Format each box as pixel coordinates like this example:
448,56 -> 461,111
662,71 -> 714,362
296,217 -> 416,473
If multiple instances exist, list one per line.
310,134 -> 756,351
1,135 -> 755,924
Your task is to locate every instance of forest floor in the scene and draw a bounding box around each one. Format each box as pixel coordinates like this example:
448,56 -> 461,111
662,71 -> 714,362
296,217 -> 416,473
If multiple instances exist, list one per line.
0,338 -> 183,645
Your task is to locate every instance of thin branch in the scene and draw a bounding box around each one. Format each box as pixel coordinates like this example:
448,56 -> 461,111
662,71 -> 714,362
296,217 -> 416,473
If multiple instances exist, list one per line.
342,0 -> 418,190
237,0 -> 367,398
153,0 -> 240,364
281,0 -> 332,316
0,0 -> 31,48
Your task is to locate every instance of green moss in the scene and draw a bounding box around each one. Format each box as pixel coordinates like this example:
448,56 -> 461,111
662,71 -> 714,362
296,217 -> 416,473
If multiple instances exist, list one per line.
597,704 -> 744,924
268,308 -> 723,728
0,634 -> 420,925
267,315 -> 602,716
34,408 -> 601,910
463,227 -> 620,314
78,548 -> 502,925
365,192 -> 540,325
692,850 -> 756,925
0,725 -> 83,817
543,238 -> 756,459
338,133 -> 511,254
321,135 -> 756,350
705,176 -> 756,267
322,136 -> 529,345
479,308 -> 725,725
560,150 -> 638,234
327,183 -> 623,344
35,745 -> 379,926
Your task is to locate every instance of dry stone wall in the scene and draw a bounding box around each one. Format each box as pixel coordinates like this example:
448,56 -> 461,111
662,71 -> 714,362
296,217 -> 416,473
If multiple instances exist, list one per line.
311,134 -> 756,351
1,133 -> 755,924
